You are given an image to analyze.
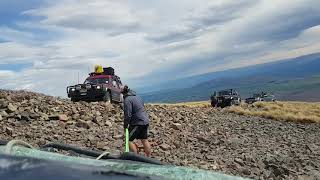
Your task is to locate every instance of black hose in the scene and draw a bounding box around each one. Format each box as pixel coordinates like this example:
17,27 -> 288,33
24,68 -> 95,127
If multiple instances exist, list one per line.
120,152 -> 166,165
41,143 -> 119,159
41,143 -> 165,165
2,140 -> 165,165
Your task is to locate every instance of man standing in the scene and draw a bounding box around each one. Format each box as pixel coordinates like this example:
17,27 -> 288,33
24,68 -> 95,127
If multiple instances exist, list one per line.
122,85 -> 151,157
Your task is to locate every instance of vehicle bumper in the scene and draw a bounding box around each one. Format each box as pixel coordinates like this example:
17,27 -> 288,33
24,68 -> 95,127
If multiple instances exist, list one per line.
68,90 -> 106,101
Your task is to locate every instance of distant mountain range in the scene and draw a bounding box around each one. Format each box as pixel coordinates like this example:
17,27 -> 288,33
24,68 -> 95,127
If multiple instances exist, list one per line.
139,53 -> 320,103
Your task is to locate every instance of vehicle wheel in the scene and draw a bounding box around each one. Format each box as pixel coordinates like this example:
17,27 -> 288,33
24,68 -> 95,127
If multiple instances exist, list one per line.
230,100 -> 238,106
211,99 -> 217,107
221,100 -> 230,107
102,92 -> 112,103
71,98 -> 79,102
211,101 -> 215,107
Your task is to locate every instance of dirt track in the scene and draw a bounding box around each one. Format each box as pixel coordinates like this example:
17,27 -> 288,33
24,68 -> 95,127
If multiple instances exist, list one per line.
0,90 -> 320,179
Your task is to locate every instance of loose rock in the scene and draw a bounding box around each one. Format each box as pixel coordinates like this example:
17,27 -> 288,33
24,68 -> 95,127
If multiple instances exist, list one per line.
0,90 -> 319,180
0,99 -> 8,108
58,114 -> 69,121
171,123 -> 182,130
160,143 -> 171,151
7,103 -> 17,113
5,127 -> 13,135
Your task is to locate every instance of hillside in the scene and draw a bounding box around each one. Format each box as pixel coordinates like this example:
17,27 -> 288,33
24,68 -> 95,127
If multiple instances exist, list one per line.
0,90 -> 320,179
140,53 -> 320,103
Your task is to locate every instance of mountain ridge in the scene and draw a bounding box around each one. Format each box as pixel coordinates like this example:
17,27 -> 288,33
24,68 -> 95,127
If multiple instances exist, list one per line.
140,53 -> 320,103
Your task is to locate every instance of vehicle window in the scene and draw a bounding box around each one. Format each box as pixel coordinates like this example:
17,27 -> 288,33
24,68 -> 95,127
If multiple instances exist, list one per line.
219,90 -> 231,96
84,79 -> 96,84
96,78 -> 108,84
84,78 -> 108,84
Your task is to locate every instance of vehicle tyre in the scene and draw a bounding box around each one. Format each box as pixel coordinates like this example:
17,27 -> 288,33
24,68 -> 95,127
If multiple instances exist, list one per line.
102,91 -> 112,103
211,99 -> 217,107
211,101 -> 216,107
71,97 -> 79,102
217,103 -> 222,108
231,99 -> 240,106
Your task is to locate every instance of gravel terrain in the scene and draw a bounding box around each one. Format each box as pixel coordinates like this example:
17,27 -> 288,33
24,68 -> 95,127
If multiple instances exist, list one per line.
0,90 -> 320,180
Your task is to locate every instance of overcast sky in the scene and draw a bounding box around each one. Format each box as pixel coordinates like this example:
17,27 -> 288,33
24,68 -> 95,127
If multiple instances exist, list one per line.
0,0 -> 320,97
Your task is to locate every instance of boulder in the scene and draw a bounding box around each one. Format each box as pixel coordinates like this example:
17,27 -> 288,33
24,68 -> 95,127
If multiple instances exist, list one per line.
105,120 -> 112,127
59,114 -> 69,121
0,110 -> 8,117
76,120 -> 91,129
40,113 -> 49,121
171,123 -> 182,130
113,134 -> 123,139
7,103 -> 17,113
93,116 -> 103,124
159,143 -> 171,151
0,99 -> 8,108
5,127 -> 13,136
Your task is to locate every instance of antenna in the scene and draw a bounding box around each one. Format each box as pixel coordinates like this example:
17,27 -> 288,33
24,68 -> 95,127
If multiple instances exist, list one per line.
78,72 -> 79,84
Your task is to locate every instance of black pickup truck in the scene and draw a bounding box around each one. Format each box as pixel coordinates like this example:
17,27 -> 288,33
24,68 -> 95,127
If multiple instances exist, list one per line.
210,89 -> 241,108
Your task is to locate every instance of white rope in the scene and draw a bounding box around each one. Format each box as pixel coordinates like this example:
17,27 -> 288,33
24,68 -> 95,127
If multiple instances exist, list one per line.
96,151 -> 110,160
4,140 -> 34,154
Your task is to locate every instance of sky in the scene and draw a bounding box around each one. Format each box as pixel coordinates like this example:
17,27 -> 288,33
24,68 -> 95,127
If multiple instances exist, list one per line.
0,0 -> 320,97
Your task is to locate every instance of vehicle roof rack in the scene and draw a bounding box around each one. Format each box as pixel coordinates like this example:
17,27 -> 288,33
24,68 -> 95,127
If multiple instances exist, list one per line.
89,67 -> 115,77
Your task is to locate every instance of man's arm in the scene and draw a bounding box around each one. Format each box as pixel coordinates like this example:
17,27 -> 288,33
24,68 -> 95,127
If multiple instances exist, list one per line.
123,99 -> 132,129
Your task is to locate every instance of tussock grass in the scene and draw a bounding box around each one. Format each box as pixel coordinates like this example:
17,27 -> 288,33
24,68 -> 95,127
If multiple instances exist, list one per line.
226,101 -> 320,123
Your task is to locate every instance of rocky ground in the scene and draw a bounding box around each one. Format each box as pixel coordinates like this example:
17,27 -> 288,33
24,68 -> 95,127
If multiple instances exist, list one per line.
0,90 -> 320,180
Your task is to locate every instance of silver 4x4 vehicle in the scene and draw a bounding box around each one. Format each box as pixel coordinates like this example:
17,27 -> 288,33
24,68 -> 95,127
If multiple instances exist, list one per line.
245,92 -> 276,104
67,67 -> 123,103
210,89 -> 241,108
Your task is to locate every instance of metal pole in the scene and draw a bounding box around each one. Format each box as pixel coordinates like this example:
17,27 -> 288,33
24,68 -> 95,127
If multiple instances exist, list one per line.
125,128 -> 129,152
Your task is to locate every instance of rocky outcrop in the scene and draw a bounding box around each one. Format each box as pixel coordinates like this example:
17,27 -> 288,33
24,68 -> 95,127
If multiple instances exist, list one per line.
0,90 -> 319,180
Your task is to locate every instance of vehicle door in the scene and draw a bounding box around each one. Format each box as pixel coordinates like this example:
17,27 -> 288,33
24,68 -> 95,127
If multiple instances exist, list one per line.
116,78 -> 124,102
110,78 -> 121,102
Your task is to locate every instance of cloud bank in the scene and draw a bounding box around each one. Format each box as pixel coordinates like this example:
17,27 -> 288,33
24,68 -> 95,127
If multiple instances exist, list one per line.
0,0 -> 320,96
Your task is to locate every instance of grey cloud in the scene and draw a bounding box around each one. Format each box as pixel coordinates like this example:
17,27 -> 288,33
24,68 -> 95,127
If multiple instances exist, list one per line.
137,48 -> 266,85
51,17 -> 140,35
152,41 -> 195,54
226,2 -> 320,44
146,0 -> 258,43
25,1 -> 142,36
192,0 -> 259,27
146,28 -> 196,44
